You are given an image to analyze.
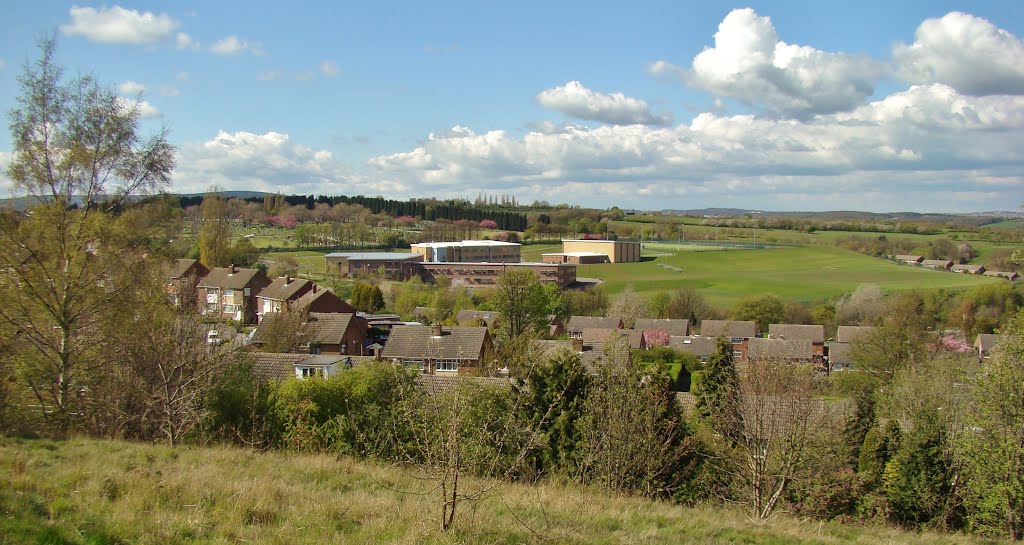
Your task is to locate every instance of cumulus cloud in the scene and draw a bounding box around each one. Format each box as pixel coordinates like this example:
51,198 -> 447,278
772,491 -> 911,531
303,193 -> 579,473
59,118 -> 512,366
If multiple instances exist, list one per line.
116,97 -> 161,119
211,35 -> 263,55
651,8 -> 882,118
368,85 -> 1024,211
60,5 -> 178,45
117,80 -> 146,95
536,81 -> 671,126
319,61 -> 340,77
893,12 -> 1024,95
175,32 -> 198,50
173,131 -> 401,196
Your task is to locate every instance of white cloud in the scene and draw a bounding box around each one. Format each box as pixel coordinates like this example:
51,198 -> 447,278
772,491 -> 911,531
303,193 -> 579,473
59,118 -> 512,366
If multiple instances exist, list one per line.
0,151 -> 12,195
175,32 -> 198,50
60,5 -> 178,45
319,61 -> 340,77
367,85 -> 1024,211
116,97 -> 161,119
117,80 -> 146,95
893,12 -> 1024,95
536,81 -> 672,126
652,8 -> 882,118
211,35 -> 263,56
173,131 -> 397,195
158,86 -> 180,97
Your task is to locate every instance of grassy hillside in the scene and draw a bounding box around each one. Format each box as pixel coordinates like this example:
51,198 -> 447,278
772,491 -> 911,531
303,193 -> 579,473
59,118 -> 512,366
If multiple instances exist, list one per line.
576,245 -> 1002,306
0,437 -> 1009,545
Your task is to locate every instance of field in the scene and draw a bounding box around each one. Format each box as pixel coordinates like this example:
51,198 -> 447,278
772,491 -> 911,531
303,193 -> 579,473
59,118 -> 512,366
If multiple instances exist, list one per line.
573,244 -> 1002,306
1,437 -> 1009,545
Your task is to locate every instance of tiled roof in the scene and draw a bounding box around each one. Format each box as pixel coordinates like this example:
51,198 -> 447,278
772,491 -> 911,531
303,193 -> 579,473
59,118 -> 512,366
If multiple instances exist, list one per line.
669,336 -> 717,357
895,255 -> 923,262
415,374 -> 511,396
836,326 -> 875,343
169,258 -> 205,279
974,333 -> 1011,355
258,277 -> 311,302
529,339 -> 629,374
566,316 -> 623,332
455,310 -> 499,324
634,318 -> 690,336
768,324 -> 825,343
249,353 -> 318,381
747,338 -> 815,361
921,259 -> 953,268
199,266 -> 264,290
381,325 -> 489,361
828,343 -> 853,365
307,312 -> 361,345
293,287 -> 354,313
700,320 -> 757,338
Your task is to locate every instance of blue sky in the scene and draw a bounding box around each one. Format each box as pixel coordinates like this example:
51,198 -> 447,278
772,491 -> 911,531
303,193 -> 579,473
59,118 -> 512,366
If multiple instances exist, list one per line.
1,2 -> 1023,212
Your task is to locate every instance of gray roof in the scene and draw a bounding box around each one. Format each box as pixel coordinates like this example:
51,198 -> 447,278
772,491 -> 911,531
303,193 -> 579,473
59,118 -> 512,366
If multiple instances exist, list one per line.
634,318 -> 690,336
669,335 -> 717,357
199,266 -> 264,290
700,319 -> 757,338
973,333 -> 1017,355
828,343 -> 853,365
293,287 -> 353,313
168,258 -> 205,279
769,324 -> 825,343
307,312 -> 363,345
921,259 -> 953,268
248,353 -> 348,381
456,310 -> 499,324
258,277 -> 311,302
837,325 -> 875,343
566,316 -> 623,333
747,338 -> 815,361
381,325 -> 489,361
895,255 -> 923,261
529,339 -> 630,374
325,252 -> 421,261
416,375 -> 511,396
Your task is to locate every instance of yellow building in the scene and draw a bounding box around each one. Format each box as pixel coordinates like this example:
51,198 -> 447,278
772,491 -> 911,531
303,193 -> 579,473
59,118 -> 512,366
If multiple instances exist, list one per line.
560,239 -> 641,263
410,240 -> 521,263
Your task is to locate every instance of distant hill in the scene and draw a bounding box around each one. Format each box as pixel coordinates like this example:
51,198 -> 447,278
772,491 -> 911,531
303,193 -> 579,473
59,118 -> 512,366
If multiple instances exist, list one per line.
177,190 -> 274,199
659,208 -> 1023,226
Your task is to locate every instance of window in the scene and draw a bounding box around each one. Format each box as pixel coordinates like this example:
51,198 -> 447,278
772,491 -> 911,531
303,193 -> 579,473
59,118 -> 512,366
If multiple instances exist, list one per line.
437,359 -> 459,372
402,358 -> 424,371
298,367 -> 325,378
732,350 -> 743,358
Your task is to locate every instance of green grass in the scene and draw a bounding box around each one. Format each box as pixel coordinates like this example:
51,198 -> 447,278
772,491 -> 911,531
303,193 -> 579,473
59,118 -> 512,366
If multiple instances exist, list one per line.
0,437 -> 1009,545
577,245 -> 1003,306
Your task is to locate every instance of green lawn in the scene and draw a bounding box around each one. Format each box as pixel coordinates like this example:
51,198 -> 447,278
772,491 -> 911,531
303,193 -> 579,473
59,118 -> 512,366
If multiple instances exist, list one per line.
577,245 -> 1004,306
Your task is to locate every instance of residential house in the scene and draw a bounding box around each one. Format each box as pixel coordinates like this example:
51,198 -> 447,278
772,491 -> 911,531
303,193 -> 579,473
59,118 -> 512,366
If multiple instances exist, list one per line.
293,285 -> 357,315
381,324 -> 492,374
250,352 -> 354,381
566,316 -> 624,339
165,258 -> 208,306
836,325 -> 875,343
894,255 -> 924,265
768,324 -> 825,359
256,276 -> 313,322
532,338 -> 631,375
951,264 -> 986,274
307,312 -> 369,355
973,333 -> 1018,362
699,319 -> 757,361
198,265 -> 271,324
547,315 -> 565,337
581,328 -> 642,349
669,335 -> 717,363
634,318 -> 690,337
826,342 -> 854,371
920,259 -> 954,270
984,270 -> 1020,281
456,310 -> 500,328
747,337 -> 816,363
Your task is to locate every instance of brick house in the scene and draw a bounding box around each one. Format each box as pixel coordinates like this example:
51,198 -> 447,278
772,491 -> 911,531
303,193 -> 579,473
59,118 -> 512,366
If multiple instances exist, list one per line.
166,258 -> 208,306
306,312 -> 369,355
381,324 -> 492,375
256,276 -> 313,322
198,265 -> 271,324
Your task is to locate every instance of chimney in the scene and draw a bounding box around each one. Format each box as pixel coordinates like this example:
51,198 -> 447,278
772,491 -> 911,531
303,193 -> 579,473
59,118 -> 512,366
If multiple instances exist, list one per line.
228,264 -> 236,275
572,338 -> 584,352
431,323 -> 443,337
285,275 -> 292,285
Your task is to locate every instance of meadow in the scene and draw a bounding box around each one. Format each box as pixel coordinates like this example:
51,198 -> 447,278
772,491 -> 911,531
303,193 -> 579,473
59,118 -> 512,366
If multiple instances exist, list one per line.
1,437 -> 1010,545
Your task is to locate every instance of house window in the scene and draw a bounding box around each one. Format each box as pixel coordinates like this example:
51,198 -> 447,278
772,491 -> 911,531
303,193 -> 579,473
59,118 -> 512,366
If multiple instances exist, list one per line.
437,359 -> 459,372
730,337 -> 743,344
732,351 -> 743,358
299,367 -> 325,378
402,358 -> 424,370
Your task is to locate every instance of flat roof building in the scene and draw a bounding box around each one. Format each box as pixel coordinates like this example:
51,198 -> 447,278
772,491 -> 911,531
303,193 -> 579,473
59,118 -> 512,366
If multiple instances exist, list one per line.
410,240 -> 521,263
420,261 -> 576,289
560,239 -> 641,263
325,252 -> 424,280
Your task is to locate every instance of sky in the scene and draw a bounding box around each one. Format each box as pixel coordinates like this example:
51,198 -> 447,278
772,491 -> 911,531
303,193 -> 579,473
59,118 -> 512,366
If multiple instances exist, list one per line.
1,1 -> 1023,213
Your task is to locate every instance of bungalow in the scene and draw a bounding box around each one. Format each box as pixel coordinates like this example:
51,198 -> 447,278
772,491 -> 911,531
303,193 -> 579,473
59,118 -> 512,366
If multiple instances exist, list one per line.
973,333 -> 1018,361
249,352 -> 353,381
634,318 -> 690,337
951,264 -> 986,274
307,312 -> 369,355
920,259 -> 954,270
532,338 -> 631,374
566,316 -> 624,339
836,325 -> 875,343
198,265 -> 271,324
768,324 -> 825,357
826,342 -> 854,371
256,276 -> 313,322
668,335 -> 717,362
455,309 -> 500,328
381,324 -> 492,374
165,258 -> 208,306
580,328 -> 643,349
894,255 -> 924,265
699,319 -> 757,361
747,337 -> 816,364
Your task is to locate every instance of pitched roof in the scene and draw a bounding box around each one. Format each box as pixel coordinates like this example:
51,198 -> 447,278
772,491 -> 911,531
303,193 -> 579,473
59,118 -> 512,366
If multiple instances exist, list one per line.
169,258 -> 205,279
257,277 -> 311,302
199,266 -> 263,290
248,353 -> 350,381
634,318 -> 690,336
700,319 -> 756,338
307,312 -> 362,345
529,339 -> 630,374
951,264 -> 985,273
973,333 -> 1016,355
747,338 -> 815,361
669,335 -> 717,357
895,255 -> 923,262
456,310 -> 499,324
768,324 -> 825,343
381,325 -> 489,361
566,316 -> 623,332
416,374 -> 511,396
293,287 -> 354,313
828,343 -> 853,365
837,325 -> 875,343
921,259 -> 953,268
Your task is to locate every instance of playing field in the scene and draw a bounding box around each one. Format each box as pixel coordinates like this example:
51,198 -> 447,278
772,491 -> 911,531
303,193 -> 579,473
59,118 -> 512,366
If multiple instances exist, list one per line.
574,245 -> 1004,306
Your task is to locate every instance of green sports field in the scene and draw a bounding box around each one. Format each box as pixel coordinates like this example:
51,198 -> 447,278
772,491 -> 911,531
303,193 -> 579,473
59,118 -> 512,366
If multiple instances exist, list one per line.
575,244 -> 1004,306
